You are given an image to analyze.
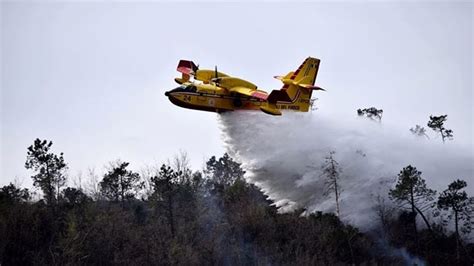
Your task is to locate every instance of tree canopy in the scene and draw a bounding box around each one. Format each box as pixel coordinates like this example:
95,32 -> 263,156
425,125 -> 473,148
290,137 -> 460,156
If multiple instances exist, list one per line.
427,115 -> 453,143
99,161 -> 143,202
357,107 -> 383,121
25,138 -> 67,205
389,165 -> 436,231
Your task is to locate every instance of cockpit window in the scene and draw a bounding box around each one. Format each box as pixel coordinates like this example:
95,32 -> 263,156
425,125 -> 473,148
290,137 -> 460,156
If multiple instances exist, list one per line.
169,85 -> 197,93
186,85 -> 197,92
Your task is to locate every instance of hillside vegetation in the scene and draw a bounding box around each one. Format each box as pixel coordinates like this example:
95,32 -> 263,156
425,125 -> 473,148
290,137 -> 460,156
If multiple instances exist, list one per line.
1,139 -> 473,265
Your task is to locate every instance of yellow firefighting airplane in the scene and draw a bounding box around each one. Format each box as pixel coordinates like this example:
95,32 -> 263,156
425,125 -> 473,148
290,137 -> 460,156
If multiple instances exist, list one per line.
164,57 -> 324,116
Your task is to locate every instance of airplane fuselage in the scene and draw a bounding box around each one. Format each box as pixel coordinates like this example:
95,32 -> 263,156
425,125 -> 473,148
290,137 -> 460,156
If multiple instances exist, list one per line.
165,87 -> 308,114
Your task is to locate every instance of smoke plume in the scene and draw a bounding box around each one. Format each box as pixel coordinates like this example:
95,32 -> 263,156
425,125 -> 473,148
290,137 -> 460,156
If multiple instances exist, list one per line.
218,110 -> 473,229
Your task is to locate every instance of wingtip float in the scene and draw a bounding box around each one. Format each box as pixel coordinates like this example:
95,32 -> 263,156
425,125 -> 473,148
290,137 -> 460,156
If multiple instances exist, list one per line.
165,57 -> 325,116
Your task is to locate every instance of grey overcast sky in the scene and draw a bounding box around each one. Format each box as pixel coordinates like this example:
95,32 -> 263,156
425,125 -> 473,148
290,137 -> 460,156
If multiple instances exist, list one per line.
1,1 -> 472,187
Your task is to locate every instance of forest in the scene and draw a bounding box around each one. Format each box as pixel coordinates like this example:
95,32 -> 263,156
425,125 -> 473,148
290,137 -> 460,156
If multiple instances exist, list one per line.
1,138 -> 473,265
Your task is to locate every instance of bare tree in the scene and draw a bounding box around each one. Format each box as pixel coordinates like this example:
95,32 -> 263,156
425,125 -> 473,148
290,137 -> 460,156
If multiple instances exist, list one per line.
409,125 -> 429,139
85,168 -> 101,200
374,195 -> 395,233
170,150 -> 192,185
139,164 -> 159,199
71,171 -> 84,191
321,151 -> 342,216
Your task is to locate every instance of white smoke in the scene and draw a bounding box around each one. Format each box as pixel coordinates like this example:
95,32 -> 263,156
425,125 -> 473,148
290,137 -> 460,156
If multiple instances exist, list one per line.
218,110 -> 473,229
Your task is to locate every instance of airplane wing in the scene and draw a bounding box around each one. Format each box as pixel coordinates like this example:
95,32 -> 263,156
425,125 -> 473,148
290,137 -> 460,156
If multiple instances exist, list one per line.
175,59 -> 268,100
213,77 -> 268,100
229,86 -> 268,100
195,69 -> 229,83
213,77 -> 257,90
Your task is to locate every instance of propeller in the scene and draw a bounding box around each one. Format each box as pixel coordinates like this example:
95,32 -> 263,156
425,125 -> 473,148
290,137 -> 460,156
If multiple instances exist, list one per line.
212,65 -> 221,84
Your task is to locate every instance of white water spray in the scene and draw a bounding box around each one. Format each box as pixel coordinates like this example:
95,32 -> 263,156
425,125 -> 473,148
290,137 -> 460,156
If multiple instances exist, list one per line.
218,110 -> 473,229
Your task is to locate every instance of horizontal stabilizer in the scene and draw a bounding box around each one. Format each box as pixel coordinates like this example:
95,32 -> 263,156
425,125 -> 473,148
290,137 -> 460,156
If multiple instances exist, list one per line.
297,84 -> 326,91
176,60 -> 198,84
274,71 -> 294,81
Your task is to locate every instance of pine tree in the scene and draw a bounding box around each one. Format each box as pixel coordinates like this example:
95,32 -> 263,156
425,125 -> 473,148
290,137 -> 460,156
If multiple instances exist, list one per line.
357,107 -> 383,121
437,179 -> 473,261
427,115 -> 453,143
205,153 -> 245,187
25,139 -> 67,205
99,161 -> 143,203
151,164 -> 180,237
0,183 -> 30,204
389,165 -> 436,231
